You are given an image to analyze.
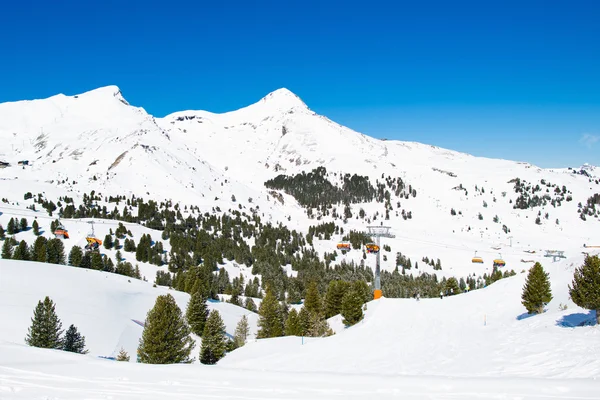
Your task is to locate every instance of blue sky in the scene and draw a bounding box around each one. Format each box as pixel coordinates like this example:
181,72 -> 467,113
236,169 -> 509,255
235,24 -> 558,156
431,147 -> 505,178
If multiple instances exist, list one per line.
1,0 -> 599,168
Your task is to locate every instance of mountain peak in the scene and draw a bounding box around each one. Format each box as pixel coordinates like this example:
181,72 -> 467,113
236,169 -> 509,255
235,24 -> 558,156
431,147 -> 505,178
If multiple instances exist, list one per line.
258,88 -> 308,110
77,85 -> 129,105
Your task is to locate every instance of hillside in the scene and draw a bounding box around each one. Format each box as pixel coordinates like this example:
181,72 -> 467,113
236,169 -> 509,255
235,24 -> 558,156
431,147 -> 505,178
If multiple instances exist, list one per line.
0,260 -> 259,360
1,253 -> 599,399
1,85 -> 599,283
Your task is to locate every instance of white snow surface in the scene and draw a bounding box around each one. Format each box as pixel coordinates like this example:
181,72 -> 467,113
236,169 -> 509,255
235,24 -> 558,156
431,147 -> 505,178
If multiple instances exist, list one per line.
0,86 -> 600,398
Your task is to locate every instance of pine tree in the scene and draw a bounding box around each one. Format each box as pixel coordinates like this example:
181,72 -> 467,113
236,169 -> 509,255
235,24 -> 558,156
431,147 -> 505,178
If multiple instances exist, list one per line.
297,306 -> 310,336
185,290 -> 209,336
569,255 -> 600,324
90,252 -> 103,270
521,262 -> 553,314
116,347 -> 130,361
32,220 -> 40,236
233,315 -> 250,348
200,310 -> 228,365
7,218 -> 15,235
104,234 -> 113,250
46,238 -> 66,264
63,324 -> 88,354
68,246 -> 83,267
0,225 -> 4,240
257,285 -> 283,338
341,288 -> 364,326
244,297 -> 257,312
284,308 -> 300,335
20,217 -> 28,231
1,238 -> 13,259
445,277 -> 462,295
307,310 -> 332,337
138,294 -> 195,364
303,281 -> 322,315
25,296 -> 64,349
32,236 -> 48,262
325,280 -> 349,318
12,240 -> 30,261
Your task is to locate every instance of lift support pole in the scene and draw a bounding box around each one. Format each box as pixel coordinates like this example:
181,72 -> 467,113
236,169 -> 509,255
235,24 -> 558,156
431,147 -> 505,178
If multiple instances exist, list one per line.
367,226 -> 395,299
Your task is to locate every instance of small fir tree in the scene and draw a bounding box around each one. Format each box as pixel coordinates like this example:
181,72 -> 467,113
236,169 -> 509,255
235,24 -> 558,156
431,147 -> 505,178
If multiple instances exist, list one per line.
341,289 -> 364,326
7,218 -> 16,235
32,220 -> 40,236
12,240 -> 30,261
233,315 -> 250,348
25,296 -> 64,349
200,310 -> 228,365
303,281 -> 322,315
116,347 -> 130,361
63,324 -> 88,354
46,238 -> 66,264
244,297 -> 258,313
521,262 -> 553,314
104,234 -> 113,250
284,308 -> 300,336
68,246 -> 83,267
138,294 -> 195,364
1,238 -> 13,259
0,225 -> 4,240
257,285 -> 283,338
32,236 -> 48,262
569,255 -> 600,324
20,217 -> 28,231
186,290 -> 209,336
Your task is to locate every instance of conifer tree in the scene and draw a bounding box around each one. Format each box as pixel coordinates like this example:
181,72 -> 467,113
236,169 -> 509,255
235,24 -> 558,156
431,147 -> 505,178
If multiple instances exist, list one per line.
185,290 -> 209,336
257,285 -> 283,338
80,252 -> 92,269
352,280 -> 372,304
1,238 -> 13,259
0,225 -> 4,240
32,220 -> 40,236
284,308 -> 300,336
46,238 -> 65,264
12,240 -> 30,261
7,218 -> 15,235
521,262 -> 553,314
25,296 -> 64,349
233,315 -> 250,348
116,347 -> 130,361
303,281 -> 322,315
68,246 -> 83,267
244,297 -> 257,313
200,310 -> 227,365
63,324 -> 88,354
90,252 -> 103,270
569,255 -> 600,324
341,288 -> 364,326
445,277 -> 462,295
104,234 -> 113,250
32,236 -> 48,262
20,218 -> 28,232
138,294 -> 195,364
297,306 -> 310,336
325,280 -> 349,318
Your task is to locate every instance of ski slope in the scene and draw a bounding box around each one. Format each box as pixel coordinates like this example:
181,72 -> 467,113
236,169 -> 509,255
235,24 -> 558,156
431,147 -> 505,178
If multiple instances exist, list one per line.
0,260 -> 259,361
1,254 -> 599,399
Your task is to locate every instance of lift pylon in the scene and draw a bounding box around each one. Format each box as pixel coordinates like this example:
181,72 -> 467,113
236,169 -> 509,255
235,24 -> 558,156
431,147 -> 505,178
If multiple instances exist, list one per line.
367,226 -> 395,300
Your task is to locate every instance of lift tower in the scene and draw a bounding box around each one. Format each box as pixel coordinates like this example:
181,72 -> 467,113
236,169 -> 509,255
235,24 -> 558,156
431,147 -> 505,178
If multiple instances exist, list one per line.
367,225 -> 395,299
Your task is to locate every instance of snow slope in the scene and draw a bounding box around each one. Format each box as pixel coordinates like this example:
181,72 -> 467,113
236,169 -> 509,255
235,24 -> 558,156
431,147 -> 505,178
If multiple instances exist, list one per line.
0,260 -> 259,360
2,85 -> 599,282
222,253 -> 600,379
1,254 -> 599,399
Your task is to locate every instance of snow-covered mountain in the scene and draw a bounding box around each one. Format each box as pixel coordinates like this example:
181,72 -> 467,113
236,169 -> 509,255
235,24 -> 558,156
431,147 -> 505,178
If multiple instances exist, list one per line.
1,86 -> 599,399
1,85 -> 599,279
